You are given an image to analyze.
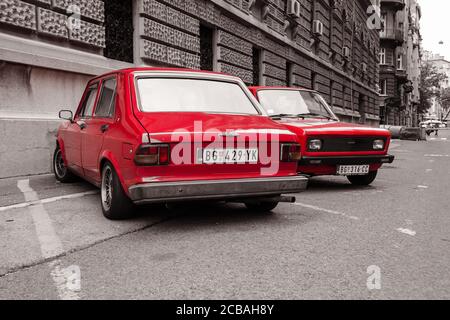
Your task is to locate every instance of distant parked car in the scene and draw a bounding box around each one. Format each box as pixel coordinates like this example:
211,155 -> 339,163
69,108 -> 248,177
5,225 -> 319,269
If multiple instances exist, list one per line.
420,120 -> 445,136
55,68 -> 308,220
249,86 -> 394,186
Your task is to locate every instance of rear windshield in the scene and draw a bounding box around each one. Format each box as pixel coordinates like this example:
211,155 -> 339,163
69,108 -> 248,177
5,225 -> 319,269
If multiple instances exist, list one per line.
136,78 -> 259,115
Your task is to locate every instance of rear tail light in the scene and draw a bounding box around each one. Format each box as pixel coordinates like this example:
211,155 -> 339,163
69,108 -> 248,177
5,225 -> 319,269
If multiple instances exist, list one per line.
134,144 -> 170,166
281,143 -> 302,162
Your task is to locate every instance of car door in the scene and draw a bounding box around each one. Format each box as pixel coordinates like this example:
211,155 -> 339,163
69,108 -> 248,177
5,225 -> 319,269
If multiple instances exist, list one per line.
66,83 -> 99,176
81,76 -> 118,182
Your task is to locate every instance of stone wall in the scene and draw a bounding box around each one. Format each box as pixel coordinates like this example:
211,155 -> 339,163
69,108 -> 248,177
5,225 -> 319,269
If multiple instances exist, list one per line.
0,0 -> 105,50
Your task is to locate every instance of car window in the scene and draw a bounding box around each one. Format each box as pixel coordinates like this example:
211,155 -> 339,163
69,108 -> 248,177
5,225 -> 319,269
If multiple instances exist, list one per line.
79,84 -> 99,118
136,78 -> 259,115
95,78 -> 117,118
257,90 -> 336,119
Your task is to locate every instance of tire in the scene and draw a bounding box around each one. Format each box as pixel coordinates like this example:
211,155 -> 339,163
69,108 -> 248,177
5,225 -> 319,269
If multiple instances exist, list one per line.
245,200 -> 279,213
347,170 -> 378,186
101,162 -> 135,220
53,146 -> 76,183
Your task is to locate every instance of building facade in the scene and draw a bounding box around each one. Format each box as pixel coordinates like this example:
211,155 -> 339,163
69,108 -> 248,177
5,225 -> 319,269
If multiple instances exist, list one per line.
0,0 -> 381,178
423,52 -> 450,121
378,0 -> 421,126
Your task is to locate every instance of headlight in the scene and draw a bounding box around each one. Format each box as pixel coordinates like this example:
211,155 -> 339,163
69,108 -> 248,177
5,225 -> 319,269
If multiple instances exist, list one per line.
308,139 -> 322,151
373,139 -> 385,150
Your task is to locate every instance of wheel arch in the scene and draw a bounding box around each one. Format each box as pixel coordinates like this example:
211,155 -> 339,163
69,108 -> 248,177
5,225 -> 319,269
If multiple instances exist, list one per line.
98,151 -> 129,196
56,137 -> 68,165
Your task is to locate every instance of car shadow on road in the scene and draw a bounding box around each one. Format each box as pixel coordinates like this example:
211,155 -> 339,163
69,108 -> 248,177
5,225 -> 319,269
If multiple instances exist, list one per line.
133,201 -> 319,233
306,177 -> 376,192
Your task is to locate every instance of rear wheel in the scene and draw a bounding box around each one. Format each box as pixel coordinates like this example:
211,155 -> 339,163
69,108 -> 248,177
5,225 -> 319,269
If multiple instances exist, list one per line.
347,170 -> 378,186
53,146 -> 76,183
245,200 -> 279,213
101,162 -> 135,220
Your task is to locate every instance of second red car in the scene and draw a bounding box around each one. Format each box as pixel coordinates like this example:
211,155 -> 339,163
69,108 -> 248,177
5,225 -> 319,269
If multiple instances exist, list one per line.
249,86 -> 394,186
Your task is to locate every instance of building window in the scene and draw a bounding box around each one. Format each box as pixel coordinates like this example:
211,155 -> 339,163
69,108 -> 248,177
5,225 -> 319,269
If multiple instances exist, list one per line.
379,48 -> 386,65
104,0 -> 134,63
379,79 -> 387,96
200,24 -> 215,71
380,106 -> 386,125
397,53 -> 404,70
330,80 -> 335,107
249,0 -> 266,22
286,62 -> 293,87
380,13 -> 387,37
311,72 -> 317,91
252,47 -> 262,86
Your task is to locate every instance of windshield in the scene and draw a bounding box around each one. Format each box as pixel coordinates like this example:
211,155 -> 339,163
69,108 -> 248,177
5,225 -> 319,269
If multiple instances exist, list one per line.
257,90 -> 337,120
136,78 -> 259,115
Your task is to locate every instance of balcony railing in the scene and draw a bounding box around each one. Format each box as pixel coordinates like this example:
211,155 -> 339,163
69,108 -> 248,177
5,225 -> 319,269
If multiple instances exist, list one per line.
380,28 -> 405,44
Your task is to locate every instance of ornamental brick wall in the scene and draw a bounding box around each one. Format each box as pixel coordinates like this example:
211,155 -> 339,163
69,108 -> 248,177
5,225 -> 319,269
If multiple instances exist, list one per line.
0,0 -> 105,49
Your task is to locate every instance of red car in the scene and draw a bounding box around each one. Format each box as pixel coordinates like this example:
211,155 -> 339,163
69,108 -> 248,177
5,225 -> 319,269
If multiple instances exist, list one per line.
249,87 -> 394,186
54,68 -> 308,220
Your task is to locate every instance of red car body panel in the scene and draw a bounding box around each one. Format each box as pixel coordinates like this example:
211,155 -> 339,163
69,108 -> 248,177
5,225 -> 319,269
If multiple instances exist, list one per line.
249,86 -> 393,176
57,68 -> 307,202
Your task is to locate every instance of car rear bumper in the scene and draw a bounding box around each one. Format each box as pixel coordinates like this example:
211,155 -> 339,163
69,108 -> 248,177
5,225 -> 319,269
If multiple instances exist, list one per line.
299,155 -> 395,166
128,176 -> 309,204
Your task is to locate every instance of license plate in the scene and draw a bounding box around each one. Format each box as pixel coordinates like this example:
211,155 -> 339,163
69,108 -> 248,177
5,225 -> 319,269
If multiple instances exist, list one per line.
201,149 -> 258,164
337,165 -> 370,176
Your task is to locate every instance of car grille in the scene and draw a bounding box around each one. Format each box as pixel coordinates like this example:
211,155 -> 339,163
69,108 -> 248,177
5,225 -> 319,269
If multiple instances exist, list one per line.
308,137 -> 386,152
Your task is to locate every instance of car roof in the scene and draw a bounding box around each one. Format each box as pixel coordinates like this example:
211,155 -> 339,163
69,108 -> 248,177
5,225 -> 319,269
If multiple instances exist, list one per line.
90,67 -> 237,82
249,86 -> 317,93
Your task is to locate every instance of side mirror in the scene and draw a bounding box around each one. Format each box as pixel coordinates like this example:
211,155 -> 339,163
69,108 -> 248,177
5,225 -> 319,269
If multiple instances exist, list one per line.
59,110 -> 74,122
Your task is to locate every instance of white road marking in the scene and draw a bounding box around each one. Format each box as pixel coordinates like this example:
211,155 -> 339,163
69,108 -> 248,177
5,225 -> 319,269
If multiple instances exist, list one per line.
424,154 -> 450,157
294,202 -> 360,220
396,228 -> 417,236
417,185 -> 429,189
17,180 -> 80,300
0,191 -> 98,212
426,169 -> 433,173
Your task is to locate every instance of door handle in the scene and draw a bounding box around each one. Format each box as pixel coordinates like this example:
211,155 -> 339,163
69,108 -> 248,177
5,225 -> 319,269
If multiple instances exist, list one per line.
77,121 -> 87,130
101,124 -> 109,133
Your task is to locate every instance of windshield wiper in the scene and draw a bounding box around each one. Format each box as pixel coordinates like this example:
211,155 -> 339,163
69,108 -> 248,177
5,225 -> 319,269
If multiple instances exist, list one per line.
269,114 -> 301,119
297,113 -> 337,121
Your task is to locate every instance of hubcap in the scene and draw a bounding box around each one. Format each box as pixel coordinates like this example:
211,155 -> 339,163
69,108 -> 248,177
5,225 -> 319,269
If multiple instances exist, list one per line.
54,149 -> 67,178
101,167 -> 113,211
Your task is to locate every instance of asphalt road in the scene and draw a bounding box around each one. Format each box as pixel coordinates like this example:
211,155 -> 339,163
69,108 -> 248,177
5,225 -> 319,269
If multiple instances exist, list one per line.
1,131 -> 450,300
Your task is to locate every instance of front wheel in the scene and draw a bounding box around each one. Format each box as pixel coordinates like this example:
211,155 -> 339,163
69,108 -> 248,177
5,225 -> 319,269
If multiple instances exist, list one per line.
347,170 -> 378,186
101,162 -> 135,220
53,146 -> 76,183
245,201 -> 279,213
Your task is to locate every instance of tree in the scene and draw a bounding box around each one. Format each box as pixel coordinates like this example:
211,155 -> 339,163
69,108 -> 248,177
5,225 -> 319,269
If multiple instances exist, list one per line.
439,87 -> 450,120
418,62 -> 448,115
